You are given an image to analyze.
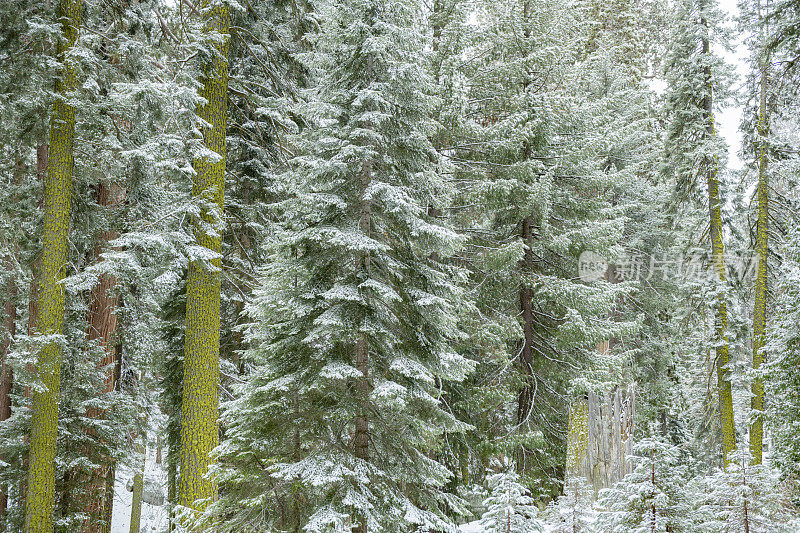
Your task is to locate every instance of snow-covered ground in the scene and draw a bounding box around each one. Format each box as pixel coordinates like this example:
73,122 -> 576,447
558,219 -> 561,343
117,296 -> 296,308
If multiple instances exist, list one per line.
458,520 -> 558,532
110,446 -> 169,533
459,521 -> 484,533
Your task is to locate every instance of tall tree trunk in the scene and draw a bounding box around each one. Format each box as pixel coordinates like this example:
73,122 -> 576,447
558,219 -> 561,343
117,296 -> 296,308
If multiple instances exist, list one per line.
352,335 -> 369,533
650,450 -> 656,533
516,0 -> 535,470
82,181 -> 125,532
516,216 -> 536,473
19,144 -> 48,512
167,456 -> 176,533
0,148 -> 20,526
702,27 -> 736,465
129,442 -> 146,533
0,257 -> 17,530
24,1 -> 81,531
178,0 -> 229,515
352,154 -> 373,533
750,62 -> 768,466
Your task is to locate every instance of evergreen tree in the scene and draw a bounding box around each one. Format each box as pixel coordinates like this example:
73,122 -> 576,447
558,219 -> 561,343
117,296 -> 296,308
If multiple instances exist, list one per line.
218,0 -> 473,529
447,0 -> 643,497
544,477 -> 595,533
596,438 -> 694,533
479,462 -> 544,533
691,451 -> 797,532
765,223 -> 800,486
662,0 -> 737,465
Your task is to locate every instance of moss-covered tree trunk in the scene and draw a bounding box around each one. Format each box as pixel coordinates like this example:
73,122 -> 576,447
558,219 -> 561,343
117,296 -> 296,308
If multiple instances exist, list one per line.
750,63 -> 768,466
702,29 -> 736,465
129,443 -> 145,533
178,1 -> 229,516
24,2 -> 81,531
19,144 -> 49,513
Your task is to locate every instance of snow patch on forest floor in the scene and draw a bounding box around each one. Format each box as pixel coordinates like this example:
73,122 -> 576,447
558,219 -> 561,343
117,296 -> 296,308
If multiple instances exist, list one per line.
459,520 -> 558,532
110,445 -> 169,533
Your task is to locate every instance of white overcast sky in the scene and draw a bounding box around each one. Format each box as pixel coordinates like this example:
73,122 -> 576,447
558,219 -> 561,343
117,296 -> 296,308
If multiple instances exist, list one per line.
717,0 -> 749,170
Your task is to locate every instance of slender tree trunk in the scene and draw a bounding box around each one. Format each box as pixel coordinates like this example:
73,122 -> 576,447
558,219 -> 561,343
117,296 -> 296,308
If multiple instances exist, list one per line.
702,28 -> 736,465
352,155 -> 373,533
129,443 -> 146,533
516,216 -> 536,473
352,336 -> 369,533
82,181 -> 125,533
0,147 -> 20,528
650,450 -> 656,533
516,0 -> 535,465
292,392 -> 301,533
750,62 -> 768,466
19,144 -> 48,511
167,457 -> 176,533
24,2 -> 81,531
0,257 -> 17,530
178,0 -> 229,516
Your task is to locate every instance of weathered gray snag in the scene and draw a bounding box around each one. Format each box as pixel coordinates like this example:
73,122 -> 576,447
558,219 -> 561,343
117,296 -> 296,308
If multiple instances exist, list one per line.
566,386 -> 636,494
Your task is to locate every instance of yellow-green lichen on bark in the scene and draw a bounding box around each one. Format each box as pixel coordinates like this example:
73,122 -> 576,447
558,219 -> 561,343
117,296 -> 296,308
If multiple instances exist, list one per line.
24,1 -> 81,532
565,398 -> 588,476
178,0 -> 229,517
129,444 -> 145,533
751,63 -> 768,466
701,27 -> 736,466
708,167 -> 736,465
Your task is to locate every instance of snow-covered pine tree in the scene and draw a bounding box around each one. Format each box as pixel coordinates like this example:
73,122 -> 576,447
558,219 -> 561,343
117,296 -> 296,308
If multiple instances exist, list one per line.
479,461 -> 544,533
765,223 -> 800,488
423,0 -> 490,497
738,0 -> 800,471
661,0 -> 737,466
217,0 -> 474,530
444,0 -> 640,497
596,438 -> 694,533
690,451 -> 798,532
544,476 -> 595,533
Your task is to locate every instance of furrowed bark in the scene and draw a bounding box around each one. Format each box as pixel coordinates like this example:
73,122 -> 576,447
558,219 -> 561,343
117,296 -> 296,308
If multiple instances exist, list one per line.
19,144 -> 48,511
24,1 -> 81,531
82,181 -> 125,532
750,62 -> 768,466
516,216 -> 536,473
702,26 -> 736,465
352,154 -> 373,533
0,257 -> 17,529
178,0 -> 229,516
